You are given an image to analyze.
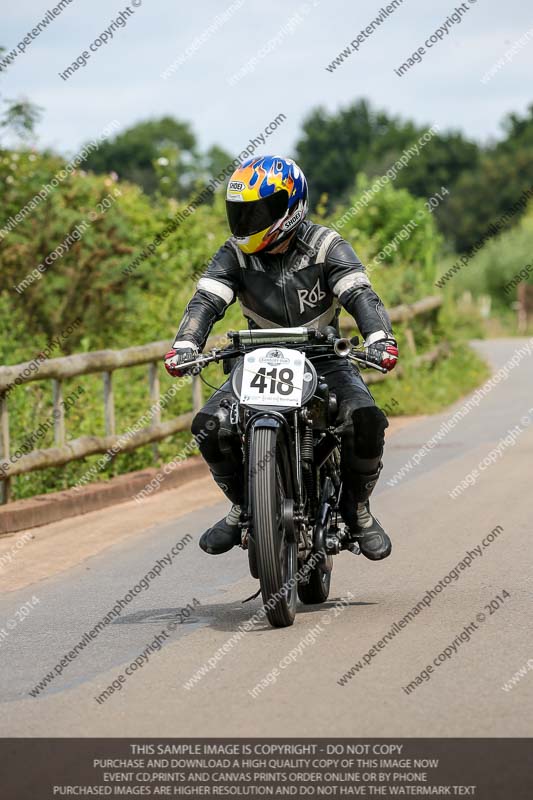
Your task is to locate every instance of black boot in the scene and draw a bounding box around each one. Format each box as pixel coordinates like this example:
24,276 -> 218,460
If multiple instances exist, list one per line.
341,463 -> 392,561
349,500 -> 392,561
199,470 -> 243,555
199,504 -> 242,555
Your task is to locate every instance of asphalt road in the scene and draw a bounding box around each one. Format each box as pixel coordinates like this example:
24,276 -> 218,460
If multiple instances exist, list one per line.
0,338 -> 532,737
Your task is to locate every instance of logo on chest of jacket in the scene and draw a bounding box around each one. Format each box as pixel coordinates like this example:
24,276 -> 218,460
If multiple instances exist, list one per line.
297,278 -> 326,314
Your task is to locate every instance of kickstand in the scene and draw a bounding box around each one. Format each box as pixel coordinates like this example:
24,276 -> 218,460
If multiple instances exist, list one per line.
242,587 -> 261,603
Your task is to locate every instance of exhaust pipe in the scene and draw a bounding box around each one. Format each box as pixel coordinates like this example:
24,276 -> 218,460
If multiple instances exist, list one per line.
333,337 -> 353,357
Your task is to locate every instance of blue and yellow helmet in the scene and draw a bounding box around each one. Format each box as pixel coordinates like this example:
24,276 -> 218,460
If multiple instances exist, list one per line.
226,156 -> 308,254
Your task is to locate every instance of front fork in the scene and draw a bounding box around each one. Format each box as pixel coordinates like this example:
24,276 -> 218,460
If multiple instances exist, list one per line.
237,408 -> 354,561
239,408 -> 303,547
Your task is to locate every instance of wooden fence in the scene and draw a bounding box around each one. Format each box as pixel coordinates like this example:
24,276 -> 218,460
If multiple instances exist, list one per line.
0,295 -> 442,504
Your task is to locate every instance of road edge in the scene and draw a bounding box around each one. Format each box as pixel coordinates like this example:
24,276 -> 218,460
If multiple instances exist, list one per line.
0,456 -> 208,536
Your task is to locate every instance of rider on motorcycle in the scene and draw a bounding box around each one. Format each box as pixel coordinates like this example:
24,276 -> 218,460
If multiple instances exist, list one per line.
164,156 -> 398,561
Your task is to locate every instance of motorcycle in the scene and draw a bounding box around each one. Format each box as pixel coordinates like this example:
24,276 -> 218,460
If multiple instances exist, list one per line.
178,327 -> 387,628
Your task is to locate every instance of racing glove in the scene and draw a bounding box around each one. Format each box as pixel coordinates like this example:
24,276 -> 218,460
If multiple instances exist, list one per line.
364,331 -> 399,371
164,341 -> 199,377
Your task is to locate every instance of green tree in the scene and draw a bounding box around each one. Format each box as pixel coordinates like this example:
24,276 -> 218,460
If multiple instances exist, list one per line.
203,144 -> 234,181
0,47 -> 40,140
0,148 -> 232,351
495,103 -> 533,154
449,202 -> 533,307
0,151 -> 151,347
436,149 -> 533,252
295,100 -> 418,203
83,117 -> 199,197
329,175 -> 443,306
395,131 -> 479,202
295,99 -> 479,244
434,106 -> 533,251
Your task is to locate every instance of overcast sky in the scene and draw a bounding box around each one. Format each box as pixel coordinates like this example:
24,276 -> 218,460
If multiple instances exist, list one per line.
1,0 -> 532,159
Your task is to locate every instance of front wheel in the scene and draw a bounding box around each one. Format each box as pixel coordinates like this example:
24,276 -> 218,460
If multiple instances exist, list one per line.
250,426 -> 297,628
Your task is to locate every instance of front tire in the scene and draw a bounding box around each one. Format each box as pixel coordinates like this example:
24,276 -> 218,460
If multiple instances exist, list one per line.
251,426 -> 297,628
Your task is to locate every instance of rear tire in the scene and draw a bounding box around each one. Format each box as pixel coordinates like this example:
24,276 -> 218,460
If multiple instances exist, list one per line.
251,426 -> 297,628
297,557 -> 332,604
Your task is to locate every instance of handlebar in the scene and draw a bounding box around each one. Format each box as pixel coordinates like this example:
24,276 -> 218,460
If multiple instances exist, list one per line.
174,328 -> 388,375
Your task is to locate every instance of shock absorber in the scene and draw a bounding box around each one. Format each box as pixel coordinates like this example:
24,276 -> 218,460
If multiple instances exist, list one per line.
301,425 -> 313,462
301,425 -> 315,505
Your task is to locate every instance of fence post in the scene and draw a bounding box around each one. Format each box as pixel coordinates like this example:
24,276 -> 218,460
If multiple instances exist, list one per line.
148,362 -> 161,462
103,372 -> 116,437
404,326 -> 417,355
192,374 -> 203,414
0,393 -> 11,504
52,379 -> 65,446
517,283 -> 528,334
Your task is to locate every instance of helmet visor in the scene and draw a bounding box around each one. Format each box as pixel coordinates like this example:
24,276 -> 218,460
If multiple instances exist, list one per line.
226,190 -> 289,237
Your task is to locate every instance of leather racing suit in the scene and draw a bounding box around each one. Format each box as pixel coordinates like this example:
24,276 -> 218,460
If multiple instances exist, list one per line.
172,220 -> 393,537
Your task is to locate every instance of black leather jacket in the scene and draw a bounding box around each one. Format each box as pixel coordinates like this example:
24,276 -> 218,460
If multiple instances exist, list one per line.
173,220 -> 393,348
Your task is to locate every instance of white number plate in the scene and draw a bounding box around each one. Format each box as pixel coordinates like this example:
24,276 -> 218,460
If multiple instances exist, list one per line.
240,348 -> 306,407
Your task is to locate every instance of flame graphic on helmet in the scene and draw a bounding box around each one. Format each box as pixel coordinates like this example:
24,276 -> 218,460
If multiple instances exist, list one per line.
226,155 -> 308,254
229,157 -> 300,204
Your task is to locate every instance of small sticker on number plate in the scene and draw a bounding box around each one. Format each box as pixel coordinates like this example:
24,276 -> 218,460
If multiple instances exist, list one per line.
240,348 -> 305,407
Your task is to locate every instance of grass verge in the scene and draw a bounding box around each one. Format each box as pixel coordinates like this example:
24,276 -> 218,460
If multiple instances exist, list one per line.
370,342 -> 490,417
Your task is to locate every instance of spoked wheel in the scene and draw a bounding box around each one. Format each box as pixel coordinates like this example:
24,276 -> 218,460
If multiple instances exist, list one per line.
251,426 -> 297,628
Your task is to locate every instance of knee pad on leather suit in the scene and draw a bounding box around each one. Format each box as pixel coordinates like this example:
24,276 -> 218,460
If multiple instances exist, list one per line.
341,405 -> 388,472
350,406 -> 388,458
191,410 -> 244,504
340,406 -> 388,521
